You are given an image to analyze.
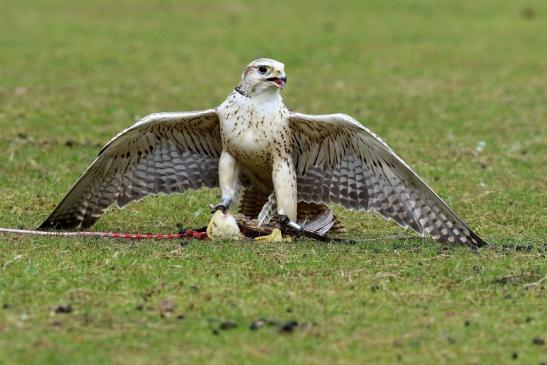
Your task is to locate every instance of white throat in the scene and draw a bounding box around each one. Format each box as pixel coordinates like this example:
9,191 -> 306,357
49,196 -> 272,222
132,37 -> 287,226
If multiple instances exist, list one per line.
250,88 -> 282,105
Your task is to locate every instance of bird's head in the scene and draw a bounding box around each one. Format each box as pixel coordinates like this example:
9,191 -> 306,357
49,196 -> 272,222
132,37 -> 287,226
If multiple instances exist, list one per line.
237,58 -> 287,96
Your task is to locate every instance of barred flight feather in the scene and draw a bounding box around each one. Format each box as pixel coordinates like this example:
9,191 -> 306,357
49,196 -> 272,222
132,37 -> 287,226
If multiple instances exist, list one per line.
289,112 -> 485,247
39,110 -> 221,229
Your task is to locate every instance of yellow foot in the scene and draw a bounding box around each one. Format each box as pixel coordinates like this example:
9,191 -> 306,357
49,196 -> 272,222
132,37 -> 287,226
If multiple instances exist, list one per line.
254,228 -> 292,242
207,210 -> 241,240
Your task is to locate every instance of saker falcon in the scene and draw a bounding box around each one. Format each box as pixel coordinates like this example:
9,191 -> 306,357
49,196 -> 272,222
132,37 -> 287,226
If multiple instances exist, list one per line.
39,58 -> 485,247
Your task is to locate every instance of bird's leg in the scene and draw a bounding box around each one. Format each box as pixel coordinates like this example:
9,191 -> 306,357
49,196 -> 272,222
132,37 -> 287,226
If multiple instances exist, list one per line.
272,157 -> 300,230
253,158 -> 331,242
211,151 -> 239,212
270,157 -> 330,241
255,157 -> 296,243
208,151 -> 239,235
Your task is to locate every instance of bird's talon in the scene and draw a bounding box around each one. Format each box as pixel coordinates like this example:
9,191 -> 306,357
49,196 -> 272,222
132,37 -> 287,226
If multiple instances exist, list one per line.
209,204 -> 227,214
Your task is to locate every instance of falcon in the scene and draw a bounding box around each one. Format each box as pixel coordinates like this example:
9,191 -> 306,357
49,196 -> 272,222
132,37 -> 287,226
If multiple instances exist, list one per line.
39,58 -> 485,247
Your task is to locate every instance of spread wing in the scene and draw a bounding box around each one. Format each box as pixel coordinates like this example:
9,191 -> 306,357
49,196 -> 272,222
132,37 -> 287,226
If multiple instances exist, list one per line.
39,110 -> 221,229
289,112 -> 485,247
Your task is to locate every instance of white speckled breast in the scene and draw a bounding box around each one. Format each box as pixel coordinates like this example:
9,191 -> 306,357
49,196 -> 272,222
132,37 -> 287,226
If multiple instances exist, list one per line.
218,91 -> 290,175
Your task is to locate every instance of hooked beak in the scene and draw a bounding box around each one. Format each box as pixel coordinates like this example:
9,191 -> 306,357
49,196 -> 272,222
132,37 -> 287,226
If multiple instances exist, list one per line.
267,75 -> 287,88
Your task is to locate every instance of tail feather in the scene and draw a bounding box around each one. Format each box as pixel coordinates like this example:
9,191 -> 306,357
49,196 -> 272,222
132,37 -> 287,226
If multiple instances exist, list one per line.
238,187 -> 344,234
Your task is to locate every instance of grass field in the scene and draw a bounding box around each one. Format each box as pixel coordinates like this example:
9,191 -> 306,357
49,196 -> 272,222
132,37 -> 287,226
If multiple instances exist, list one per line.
1,0 -> 546,364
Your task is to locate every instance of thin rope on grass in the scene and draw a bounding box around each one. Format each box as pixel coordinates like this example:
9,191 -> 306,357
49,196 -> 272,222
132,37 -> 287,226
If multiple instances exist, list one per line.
0,227 -> 417,243
0,227 -> 187,240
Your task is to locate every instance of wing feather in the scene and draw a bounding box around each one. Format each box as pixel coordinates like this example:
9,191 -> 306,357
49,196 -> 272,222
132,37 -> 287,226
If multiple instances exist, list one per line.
289,112 -> 485,247
39,110 -> 220,229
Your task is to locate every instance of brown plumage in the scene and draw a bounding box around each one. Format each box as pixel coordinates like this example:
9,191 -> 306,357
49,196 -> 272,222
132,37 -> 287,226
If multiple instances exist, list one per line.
238,188 -> 345,233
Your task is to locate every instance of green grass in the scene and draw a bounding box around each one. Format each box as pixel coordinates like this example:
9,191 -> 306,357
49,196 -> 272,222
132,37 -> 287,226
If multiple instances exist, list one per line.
0,0 -> 546,364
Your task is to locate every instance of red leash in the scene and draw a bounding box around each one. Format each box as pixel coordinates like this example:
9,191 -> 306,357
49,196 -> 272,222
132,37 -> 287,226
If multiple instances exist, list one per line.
1,227 -> 416,244
0,227 -> 208,240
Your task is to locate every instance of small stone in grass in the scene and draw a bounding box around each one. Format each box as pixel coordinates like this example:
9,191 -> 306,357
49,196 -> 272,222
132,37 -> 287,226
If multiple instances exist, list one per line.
53,305 -> 72,314
464,320 -> 471,327
250,319 -> 266,331
219,321 -> 237,330
532,337 -> 545,346
159,299 -> 175,318
280,321 -> 299,333
370,284 -> 381,292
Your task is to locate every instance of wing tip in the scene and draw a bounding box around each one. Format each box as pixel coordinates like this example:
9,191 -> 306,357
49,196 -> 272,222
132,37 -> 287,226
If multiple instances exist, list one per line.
440,228 -> 487,249
36,222 -> 50,231
37,215 -> 86,231
37,220 -> 66,231
468,229 -> 487,248
37,216 -> 57,231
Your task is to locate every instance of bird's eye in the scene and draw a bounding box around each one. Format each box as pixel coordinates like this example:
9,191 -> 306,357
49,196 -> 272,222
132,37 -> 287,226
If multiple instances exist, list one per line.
258,66 -> 268,74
